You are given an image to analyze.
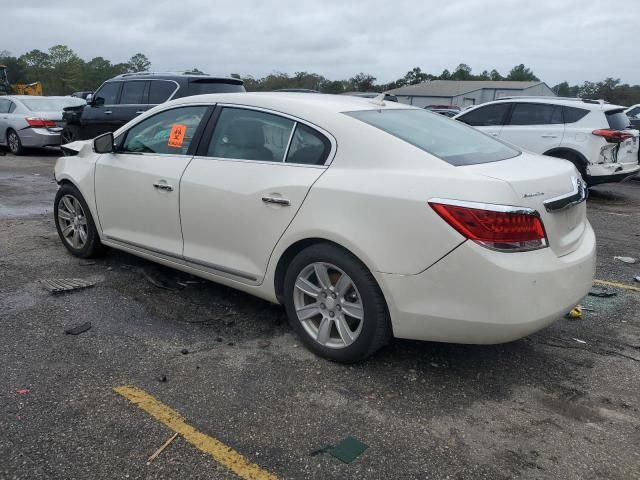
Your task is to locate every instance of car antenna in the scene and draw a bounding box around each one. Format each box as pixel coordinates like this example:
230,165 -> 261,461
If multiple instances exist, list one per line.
369,93 -> 386,107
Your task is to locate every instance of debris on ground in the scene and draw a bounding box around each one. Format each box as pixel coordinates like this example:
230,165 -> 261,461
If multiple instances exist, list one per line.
141,267 -> 185,291
614,256 -> 638,264
567,306 -> 583,319
634,276 -> 640,283
16,389 -> 30,395
328,436 -> 369,464
223,319 -> 235,327
41,278 -> 95,294
227,342 -> 235,346
79,260 -> 96,266
258,340 -> 271,348
572,338 -> 587,344
64,322 -> 92,335
588,287 -> 617,298
157,374 -> 167,383
147,432 -> 179,465
180,348 -> 189,355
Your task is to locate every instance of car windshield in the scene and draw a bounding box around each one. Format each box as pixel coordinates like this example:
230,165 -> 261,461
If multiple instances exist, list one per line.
346,109 -> 520,166
20,97 -> 86,112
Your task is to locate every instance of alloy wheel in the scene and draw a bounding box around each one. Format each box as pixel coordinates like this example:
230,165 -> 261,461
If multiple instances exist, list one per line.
8,131 -> 19,153
293,262 -> 364,349
57,194 -> 88,249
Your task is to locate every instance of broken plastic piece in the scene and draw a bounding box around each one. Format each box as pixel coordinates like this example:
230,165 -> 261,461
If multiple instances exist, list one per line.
64,322 -> 92,335
567,306 -> 582,319
41,278 -> 95,294
614,256 -> 638,264
16,389 -> 30,395
572,338 -> 587,344
588,288 -> 617,298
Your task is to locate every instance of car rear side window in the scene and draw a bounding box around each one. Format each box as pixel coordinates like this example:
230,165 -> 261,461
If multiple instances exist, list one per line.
207,108 -> 294,162
606,110 -> 631,130
456,103 -> 510,126
120,81 -> 147,104
121,106 -> 207,155
149,80 -> 177,104
347,109 -> 520,166
286,124 -> 331,165
187,79 -> 245,96
508,103 -> 563,125
563,106 -> 589,124
94,82 -> 121,106
8,102 -> 16,113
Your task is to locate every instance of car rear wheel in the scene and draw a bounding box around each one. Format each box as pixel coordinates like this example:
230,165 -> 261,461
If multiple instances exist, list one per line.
54,183 -> 105,258
283,243 -> 392,363
7,129 -> 24,155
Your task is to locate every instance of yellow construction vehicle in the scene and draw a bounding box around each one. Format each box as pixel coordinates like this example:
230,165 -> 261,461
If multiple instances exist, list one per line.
0,65 -> 43,96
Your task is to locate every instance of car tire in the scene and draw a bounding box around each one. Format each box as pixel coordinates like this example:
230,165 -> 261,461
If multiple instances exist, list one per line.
283,243 -> 392,363
7,129 -> 24,155
54,183 -> 105,258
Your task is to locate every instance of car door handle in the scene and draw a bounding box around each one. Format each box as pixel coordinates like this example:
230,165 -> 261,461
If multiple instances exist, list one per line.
153,182 -> 174,192
104,110 -> 113,115
135,111 -> 145,114
541,135 -> 558,138
262,196 -> 290,206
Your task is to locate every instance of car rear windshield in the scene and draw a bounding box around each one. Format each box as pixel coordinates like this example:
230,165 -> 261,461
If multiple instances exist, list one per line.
605,109 -> 631,130
20,97 -> 85,112
346,109 -> 520,166
187,79 -> 246,96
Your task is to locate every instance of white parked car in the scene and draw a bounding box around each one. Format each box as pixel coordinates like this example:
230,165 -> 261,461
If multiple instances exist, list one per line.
454,97 -> 640,186
54,93 -> 595,362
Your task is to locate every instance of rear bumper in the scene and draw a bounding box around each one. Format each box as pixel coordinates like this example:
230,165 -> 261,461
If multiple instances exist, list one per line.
19,127 -> 62,147
376,223 -> 596,344
586,164 -> 640,186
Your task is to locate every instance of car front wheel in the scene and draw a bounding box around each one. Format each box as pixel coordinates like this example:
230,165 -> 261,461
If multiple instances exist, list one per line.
54,183 -> 104,258
283,243 -> 392,363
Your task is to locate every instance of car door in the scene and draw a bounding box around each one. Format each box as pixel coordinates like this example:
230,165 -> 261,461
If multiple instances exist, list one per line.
0,98 -> 10,144
80,81 -> 122,139
455,102 -> 510,138
499,102 -> 564,153
180,106 -> 333,283
112,80 -> 149,127
94,105 -> 210,256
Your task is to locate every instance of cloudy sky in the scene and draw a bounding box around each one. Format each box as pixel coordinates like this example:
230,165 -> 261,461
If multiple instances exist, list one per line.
4,0 -> 639,86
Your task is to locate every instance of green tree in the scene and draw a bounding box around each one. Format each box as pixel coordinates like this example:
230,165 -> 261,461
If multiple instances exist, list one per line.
439,69 -> 451,80
127,53 -> 151,73
348,73 -> 377,92
506,64 -> 539,81
489,69 -> 504,81
450,63 -> 473,80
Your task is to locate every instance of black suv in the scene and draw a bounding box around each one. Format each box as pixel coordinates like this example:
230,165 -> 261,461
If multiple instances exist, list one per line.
62,72 -> 245,141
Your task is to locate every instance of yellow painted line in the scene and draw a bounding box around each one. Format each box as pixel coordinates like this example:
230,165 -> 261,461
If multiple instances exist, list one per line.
594,279 -> 640,293
114,385 -> 277,480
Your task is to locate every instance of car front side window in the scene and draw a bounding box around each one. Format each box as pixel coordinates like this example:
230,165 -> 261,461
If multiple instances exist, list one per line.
206,108 -> 295,162
120,106 -> 208,155
93,82 -> 121,106
0,99 -> 10,114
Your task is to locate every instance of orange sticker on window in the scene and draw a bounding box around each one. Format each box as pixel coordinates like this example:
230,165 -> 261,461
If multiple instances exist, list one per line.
168,124 -> 187,148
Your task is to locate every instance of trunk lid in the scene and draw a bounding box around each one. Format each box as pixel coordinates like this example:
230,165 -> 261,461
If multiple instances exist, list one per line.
463,153 -> 588,257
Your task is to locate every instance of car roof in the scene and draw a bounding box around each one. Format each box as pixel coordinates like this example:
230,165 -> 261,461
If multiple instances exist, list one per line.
471,96 -> 626,112
165,92 -> 412,117
109,72 -> 243,84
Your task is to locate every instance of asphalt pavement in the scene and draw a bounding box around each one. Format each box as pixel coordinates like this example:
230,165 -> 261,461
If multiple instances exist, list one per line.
1,149 -> 639,479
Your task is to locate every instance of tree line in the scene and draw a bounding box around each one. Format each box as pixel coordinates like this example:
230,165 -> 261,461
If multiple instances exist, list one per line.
2,45 -> 640,105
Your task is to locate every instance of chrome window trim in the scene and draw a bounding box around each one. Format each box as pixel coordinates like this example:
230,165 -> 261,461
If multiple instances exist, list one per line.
282,121 -> 297,162
429,198 -> 539,216
543,177 -> 587,212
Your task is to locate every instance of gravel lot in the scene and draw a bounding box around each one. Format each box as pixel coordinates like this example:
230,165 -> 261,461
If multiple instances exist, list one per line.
1,149 -> 639,480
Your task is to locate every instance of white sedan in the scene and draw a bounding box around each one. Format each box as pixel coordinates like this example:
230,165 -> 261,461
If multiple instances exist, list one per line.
54,93 -> 596,362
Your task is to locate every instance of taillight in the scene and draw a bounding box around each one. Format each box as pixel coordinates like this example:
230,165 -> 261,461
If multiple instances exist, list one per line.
429,200 -> 548,252
592,128 -> 633,143
25,117 -> 57,128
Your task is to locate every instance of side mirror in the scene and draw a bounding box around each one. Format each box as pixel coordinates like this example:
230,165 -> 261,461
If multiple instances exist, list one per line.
94,132 -> 114,153
85,93 -> 93,104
